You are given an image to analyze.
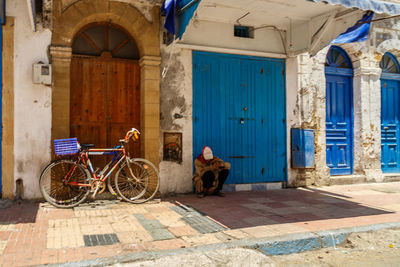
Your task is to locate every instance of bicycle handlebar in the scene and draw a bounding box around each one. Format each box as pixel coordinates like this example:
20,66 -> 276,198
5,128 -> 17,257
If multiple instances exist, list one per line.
123,128 -> 140,143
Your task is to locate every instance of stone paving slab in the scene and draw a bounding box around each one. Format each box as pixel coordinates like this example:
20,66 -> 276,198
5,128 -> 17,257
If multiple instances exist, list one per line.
1,182 -> 400,266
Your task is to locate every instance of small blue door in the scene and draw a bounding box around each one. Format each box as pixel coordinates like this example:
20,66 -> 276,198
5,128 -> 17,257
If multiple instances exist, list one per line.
193,51 -> 286,184
380,53 -> 400,172
325,46 -> 353,175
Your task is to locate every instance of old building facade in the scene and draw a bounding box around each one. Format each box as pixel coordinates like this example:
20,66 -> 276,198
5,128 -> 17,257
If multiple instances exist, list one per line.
2,0 -> 400,199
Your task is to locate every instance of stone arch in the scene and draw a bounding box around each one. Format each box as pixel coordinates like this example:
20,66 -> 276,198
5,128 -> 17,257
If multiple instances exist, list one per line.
376,39 -> 400,59
52,3 -> 159,57
50,0 -> 161,165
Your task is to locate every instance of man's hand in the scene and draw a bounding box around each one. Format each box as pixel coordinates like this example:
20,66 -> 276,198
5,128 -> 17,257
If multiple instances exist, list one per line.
211,159 -> 224,169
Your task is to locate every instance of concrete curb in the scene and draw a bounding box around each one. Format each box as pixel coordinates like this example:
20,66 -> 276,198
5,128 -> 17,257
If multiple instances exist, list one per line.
40,221 -> 400,267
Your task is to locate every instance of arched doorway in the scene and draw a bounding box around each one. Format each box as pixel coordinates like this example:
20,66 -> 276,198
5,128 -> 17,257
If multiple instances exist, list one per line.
70,23 -> 140,157
380,52 -> 400,172
325,46 -> 354,175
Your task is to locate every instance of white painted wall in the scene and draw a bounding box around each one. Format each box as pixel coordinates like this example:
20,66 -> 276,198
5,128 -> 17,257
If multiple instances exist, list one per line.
181,20 -> 286,55
8,1 -> 52,199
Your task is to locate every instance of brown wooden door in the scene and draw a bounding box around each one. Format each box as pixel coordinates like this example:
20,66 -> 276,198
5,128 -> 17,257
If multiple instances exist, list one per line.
70,57 -> 140,160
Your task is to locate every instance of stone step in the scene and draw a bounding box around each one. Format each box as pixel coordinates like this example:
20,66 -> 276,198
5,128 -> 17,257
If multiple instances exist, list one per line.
383,175 -> 400,183
330,175 -> 367,185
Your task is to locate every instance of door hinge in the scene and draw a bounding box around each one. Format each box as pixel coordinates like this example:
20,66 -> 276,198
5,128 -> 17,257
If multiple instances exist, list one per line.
282,118 -> 286,123
282,69 -> 285,76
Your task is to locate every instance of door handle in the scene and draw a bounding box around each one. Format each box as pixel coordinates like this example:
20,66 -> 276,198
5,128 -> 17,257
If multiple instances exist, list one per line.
384,126 -> 389,130
240,118 -> 244,124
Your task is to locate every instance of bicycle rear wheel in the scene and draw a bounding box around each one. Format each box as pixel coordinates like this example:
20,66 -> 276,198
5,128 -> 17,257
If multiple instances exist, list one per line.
39,159 -> 90,208
128,158 -> 160,204
114,159 -> 149,203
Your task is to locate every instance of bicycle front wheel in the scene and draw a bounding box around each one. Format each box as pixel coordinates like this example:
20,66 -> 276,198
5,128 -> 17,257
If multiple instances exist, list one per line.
114,159 -> 149,203
129,158 -> 160,204
39,159 -> 90,208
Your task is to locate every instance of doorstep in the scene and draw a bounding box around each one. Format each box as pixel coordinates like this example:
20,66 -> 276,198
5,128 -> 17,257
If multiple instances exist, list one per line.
329,175 -> 366,185
222,182 -> 282,192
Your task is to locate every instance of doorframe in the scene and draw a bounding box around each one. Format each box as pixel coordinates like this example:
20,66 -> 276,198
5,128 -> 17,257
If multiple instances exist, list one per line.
325,46 -> 354,175
50,2 -> 161,166
380,52 -> 400,173
1,18 -> 14,198
192,50 -> 287,184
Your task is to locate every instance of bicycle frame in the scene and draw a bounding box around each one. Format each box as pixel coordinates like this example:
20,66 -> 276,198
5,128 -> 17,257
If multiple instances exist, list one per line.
66,147 -> 127,188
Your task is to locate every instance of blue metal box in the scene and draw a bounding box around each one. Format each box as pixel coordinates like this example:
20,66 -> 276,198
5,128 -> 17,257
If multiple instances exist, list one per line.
291,128 -> 315,168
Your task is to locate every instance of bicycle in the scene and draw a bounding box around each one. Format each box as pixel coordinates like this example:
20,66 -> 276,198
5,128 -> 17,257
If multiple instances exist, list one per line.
39,128 -> 160,208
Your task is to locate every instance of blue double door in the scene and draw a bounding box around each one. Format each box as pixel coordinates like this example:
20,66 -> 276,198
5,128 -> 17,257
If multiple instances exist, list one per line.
325,72 -> 353,175
193,51 -> 287,184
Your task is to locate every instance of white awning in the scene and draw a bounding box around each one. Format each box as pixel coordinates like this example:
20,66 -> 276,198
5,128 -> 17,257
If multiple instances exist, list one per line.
311,0 -> 400,15
27,0 -> 36,32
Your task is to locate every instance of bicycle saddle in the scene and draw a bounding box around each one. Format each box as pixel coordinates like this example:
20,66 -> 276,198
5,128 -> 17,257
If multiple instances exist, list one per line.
80,143 -> 95,149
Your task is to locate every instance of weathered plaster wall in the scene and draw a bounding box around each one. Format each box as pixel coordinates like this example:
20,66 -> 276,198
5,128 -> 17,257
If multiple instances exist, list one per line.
295,49 -> 330,186
159,46 -> 193,194
295,38 -> 385,185
8,1 -> 52,199
285,56 -> 301,186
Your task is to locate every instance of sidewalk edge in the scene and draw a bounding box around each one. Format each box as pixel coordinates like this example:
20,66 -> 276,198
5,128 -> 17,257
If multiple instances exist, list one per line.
39,221 -> 400,267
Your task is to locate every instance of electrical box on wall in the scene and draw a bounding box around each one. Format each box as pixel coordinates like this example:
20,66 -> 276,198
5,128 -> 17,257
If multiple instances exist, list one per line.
291,128 -> 315,168
33,63 -> 52,85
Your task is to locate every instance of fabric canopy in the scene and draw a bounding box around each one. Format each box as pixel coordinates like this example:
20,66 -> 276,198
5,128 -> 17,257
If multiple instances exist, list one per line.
331,11 -> 374,44
161,0 -> 201,39
311,0 -> 400,15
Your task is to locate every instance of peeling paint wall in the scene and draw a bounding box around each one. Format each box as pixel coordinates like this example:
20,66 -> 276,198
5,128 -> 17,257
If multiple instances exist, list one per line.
8,1 -> 52,199
293,26 -> 394,185
159,45 -> 193,194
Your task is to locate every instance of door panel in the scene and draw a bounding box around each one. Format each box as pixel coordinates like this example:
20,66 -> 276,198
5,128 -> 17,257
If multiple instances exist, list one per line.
70,59 -> 107,147
381,79 -> 400,172
325,74 -> 353,175
70,57 -> 140,165
193,52 -> 286,184
107,60 -> 140,157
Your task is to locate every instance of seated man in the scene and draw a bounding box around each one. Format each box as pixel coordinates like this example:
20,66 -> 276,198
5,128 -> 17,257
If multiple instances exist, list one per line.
193,146 -> 230,198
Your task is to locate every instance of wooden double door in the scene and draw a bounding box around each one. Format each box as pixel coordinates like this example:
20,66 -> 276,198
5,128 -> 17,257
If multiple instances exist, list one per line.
70,57 -> 140,159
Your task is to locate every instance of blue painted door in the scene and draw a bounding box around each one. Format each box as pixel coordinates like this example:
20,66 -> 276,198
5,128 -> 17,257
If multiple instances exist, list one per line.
193,51 -> 286,184
381,79 -> 400,172
380,53 -> 400,173
325,46 -> 353,175
325,74 -> 353,175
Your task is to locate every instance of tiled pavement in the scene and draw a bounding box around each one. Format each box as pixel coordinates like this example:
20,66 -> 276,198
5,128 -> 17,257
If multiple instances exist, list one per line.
1,182 -> 400,266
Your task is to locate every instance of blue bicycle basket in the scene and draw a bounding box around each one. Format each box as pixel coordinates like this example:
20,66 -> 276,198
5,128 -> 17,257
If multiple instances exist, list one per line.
54,138 -> 79,155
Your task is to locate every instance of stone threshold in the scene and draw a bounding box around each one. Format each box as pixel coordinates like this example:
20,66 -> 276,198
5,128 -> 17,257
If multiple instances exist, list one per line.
329,175 -> 366,185
330,174 -> 400,185
222,182 -> 283,192
383,174 -> 400,183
